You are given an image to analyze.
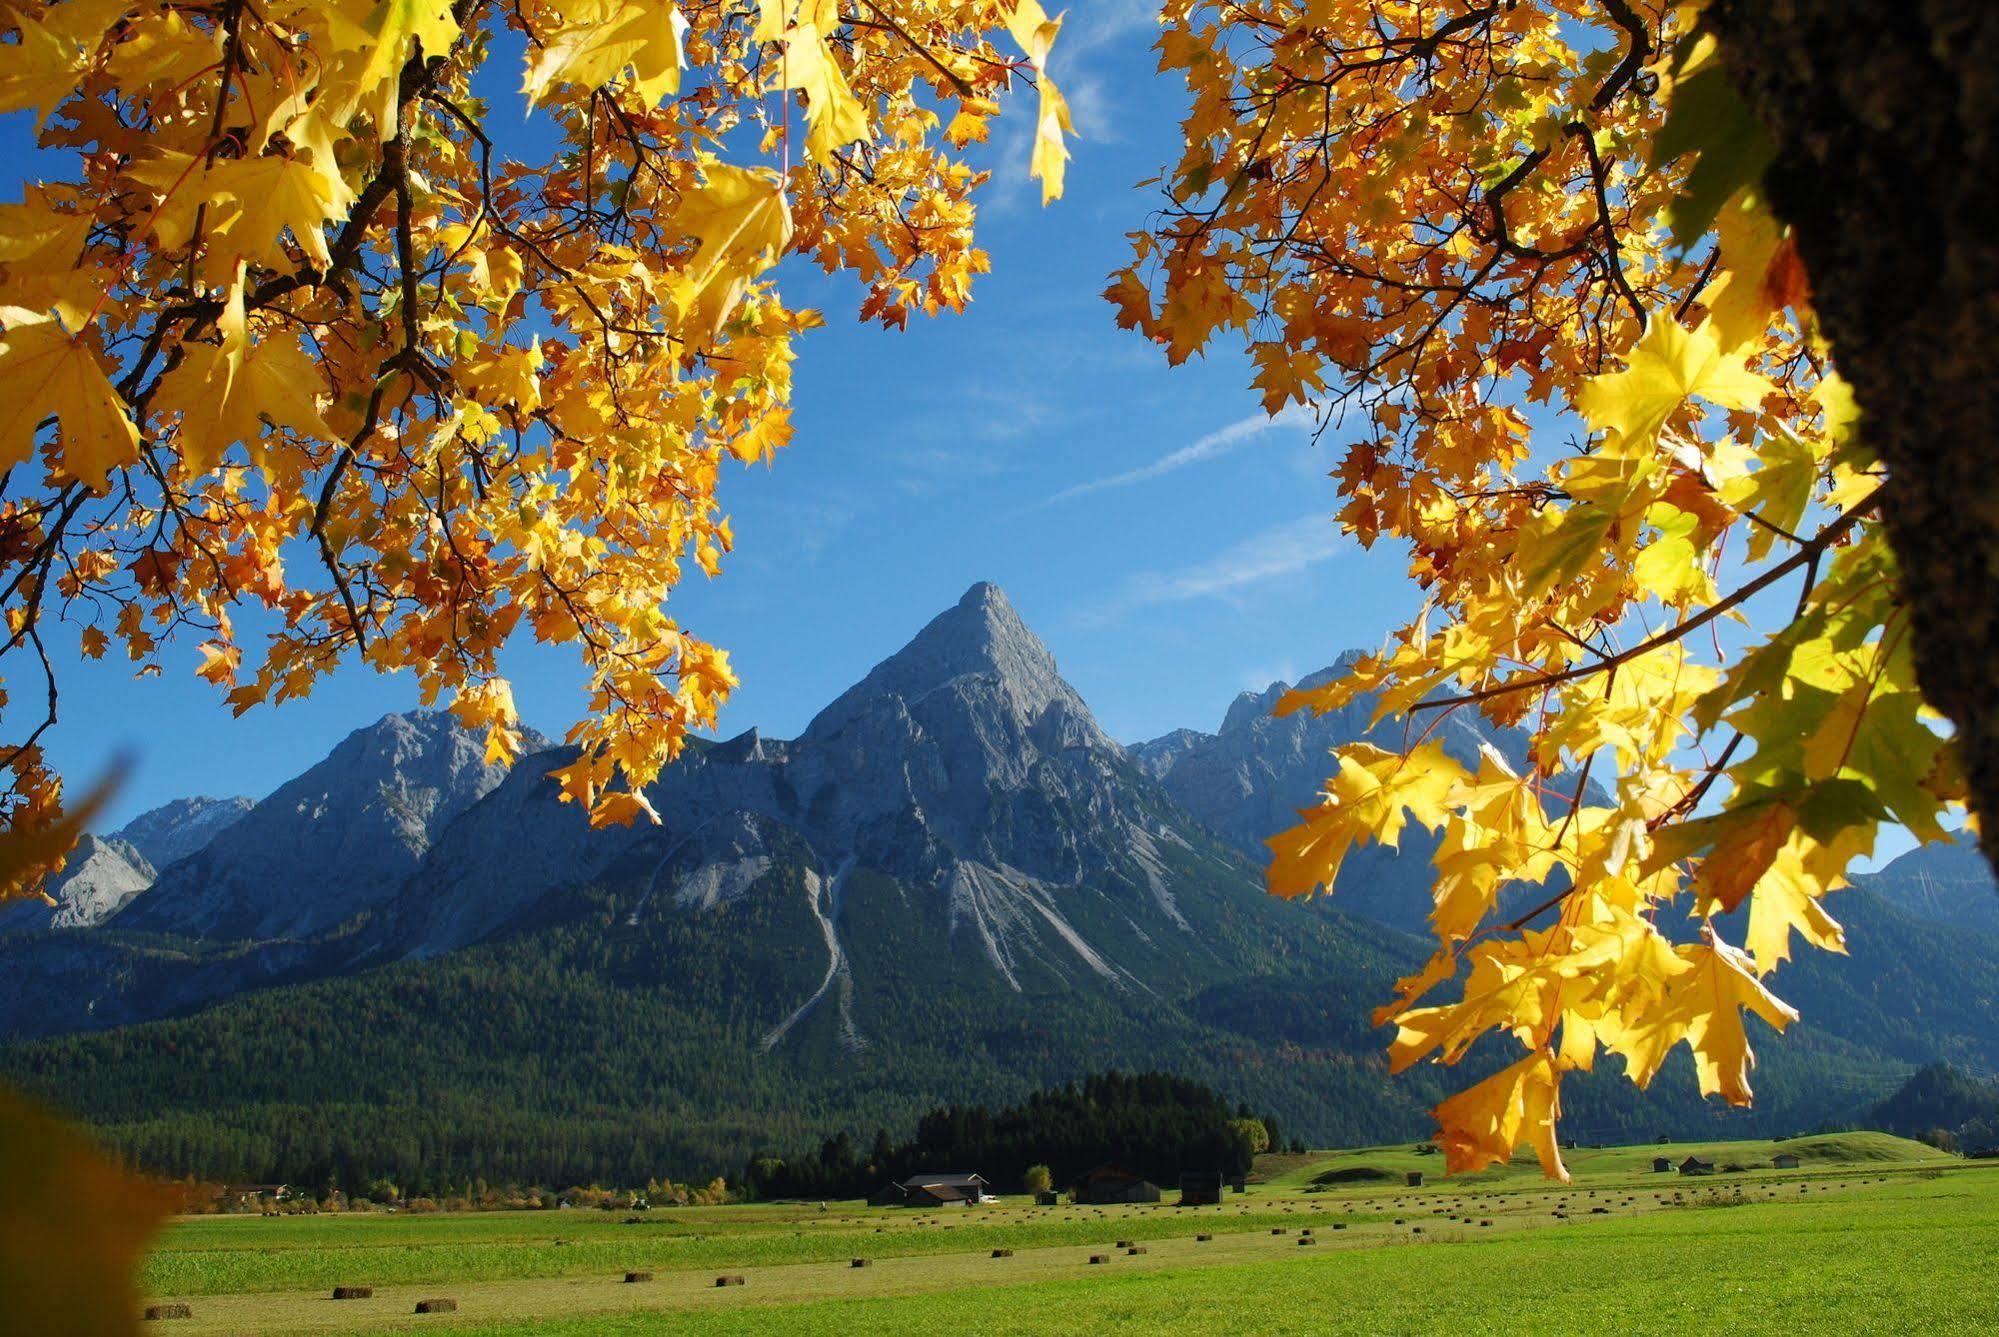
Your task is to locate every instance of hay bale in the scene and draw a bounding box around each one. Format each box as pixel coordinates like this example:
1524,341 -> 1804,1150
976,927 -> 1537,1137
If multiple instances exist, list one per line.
1297,1237 -> 1315,1246
1089,1254 -> 1110,1265
1331,1222 -> 1346,1230
714,1275 -> 746,1287
851,1258 -> 870,1268
1115,1239 -> 1135,1248
991,1249 -> 1013,1258
1195,1233 -> 1212,1242
1270,1227 -> 1287,1235
331,1286 -> 375,1300
624,1271 -> 654,1283
1126,1246 -> 1147,1255
414,1299 -> 458,1314
143,1303 -> 193,1322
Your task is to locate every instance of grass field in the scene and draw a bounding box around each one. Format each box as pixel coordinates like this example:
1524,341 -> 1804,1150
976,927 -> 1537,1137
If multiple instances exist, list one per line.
135,1134 -> 1997,1334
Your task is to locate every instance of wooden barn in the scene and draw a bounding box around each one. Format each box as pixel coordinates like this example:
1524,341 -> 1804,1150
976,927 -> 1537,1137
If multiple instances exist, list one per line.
1178,1171 -> 1223,1206
1071,1164 -> 1162,1205
1772,1153 -> 1801,1170
1653,1156 -> 1673,1173
874,1172 -> 991,1207
1679,1156 -> 1717,1176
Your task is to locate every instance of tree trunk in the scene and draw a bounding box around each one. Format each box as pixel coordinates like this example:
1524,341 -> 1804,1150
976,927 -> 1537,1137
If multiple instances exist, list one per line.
1712,1 -> 1999,869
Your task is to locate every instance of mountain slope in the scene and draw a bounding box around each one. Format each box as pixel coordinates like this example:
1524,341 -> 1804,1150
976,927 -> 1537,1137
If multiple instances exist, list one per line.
1860,832 -> 1999,934
115,796 -> 253,872
115,712 -> 540,941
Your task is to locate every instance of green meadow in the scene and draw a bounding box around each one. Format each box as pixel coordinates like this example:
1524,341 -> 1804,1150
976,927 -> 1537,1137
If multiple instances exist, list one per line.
138,1135 -> 1997,1335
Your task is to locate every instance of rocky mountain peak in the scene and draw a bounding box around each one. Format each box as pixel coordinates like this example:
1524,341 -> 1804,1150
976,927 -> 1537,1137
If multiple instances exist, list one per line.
806,582 -> 1107,748
112,709 -> 544,942
1218,658 -> 1361,737
0,834 -> 155,934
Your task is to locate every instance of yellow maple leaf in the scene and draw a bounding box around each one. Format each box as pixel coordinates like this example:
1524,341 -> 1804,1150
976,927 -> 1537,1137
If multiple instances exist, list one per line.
1006,0 -> 1073,205
1266,741 -> 1466,899
0,14 -> 94,126
669,164 -> 794,344
155,299 -> 332,476
1577,316 -> 1775,449
1738,834 -> 1847,974
774,22 -> 871,165
1430,1049 -> 1569,1181
1618,938 -> 1797,1104
523,2 -> 688,109
589,788 -> 661,829
0,316 -> 139,491
345,0 -> 462,137
203,153 -> 343,271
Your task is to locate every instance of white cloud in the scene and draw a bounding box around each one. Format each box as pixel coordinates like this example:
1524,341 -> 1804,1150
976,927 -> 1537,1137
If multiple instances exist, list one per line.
1037,404 -> 1314,508
1124,514 -> 1337,606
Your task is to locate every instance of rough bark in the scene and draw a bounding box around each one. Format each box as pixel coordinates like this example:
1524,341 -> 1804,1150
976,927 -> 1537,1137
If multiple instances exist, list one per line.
1711,1 -> 1999,870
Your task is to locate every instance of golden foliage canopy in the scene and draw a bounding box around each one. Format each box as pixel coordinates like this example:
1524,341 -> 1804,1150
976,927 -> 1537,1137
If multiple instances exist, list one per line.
1112,0 -> 1954,1173
0,0 -> 1070,901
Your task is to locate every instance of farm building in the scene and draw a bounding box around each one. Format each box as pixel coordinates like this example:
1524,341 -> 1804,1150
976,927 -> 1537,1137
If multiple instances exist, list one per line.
1405,1171 -> 1424,1187
1772,1153 -> 1801,1170
1071,1164 -> 1162,1205
1035,1190 -> 1059,1206
1179,1171 -> 1223,1206
872,1172 -> 992,1207
1653,1156 -> 1673,1173
1679,1156 -> 1716,1176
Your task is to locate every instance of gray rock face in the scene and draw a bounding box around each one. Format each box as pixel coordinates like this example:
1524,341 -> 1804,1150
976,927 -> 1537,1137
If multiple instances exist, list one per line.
0,835 -> 156,934
375,584 -> 1211,998
114,711 -> 544,941
114,796 -> 253,872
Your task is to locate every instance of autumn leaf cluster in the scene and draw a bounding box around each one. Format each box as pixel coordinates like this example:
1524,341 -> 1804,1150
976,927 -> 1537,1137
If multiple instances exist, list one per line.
0,0 -> 1071,895
1113,0 -> 1955,1175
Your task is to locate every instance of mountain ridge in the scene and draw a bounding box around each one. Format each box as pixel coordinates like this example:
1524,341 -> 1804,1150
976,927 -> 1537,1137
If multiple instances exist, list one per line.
5,582 -> 1999,1182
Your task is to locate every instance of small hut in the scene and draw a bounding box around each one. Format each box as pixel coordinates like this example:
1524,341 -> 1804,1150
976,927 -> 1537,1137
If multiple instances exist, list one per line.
1035,1190 -> 1059,1206
1652,1156 -> 1673,1173
1679,1156 -> 1716,1177
1179,1171 -> 1223,1207
1404,1171 -> 1424,1187
1071,1165 -> 1162,1205
1771,1153 -> 1801,1170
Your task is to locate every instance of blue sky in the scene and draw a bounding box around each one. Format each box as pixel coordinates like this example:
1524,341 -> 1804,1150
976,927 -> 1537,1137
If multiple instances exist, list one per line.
21,3 -> 1420,824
